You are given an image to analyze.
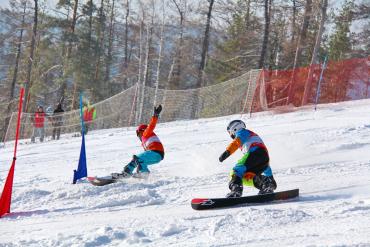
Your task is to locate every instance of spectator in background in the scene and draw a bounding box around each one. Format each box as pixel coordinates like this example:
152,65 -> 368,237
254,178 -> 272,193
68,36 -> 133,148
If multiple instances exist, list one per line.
82,102 -> 96,134
52,103 -> 64,140
31,105 -> 45,143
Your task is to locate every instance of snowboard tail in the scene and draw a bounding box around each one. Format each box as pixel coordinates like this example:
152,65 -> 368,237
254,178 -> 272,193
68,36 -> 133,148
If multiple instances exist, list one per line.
191,189 -> 299,210
87,176 -> 119,186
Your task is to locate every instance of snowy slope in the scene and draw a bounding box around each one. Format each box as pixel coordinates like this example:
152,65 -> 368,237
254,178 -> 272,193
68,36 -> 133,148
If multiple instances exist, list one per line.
1,99 -> 370,247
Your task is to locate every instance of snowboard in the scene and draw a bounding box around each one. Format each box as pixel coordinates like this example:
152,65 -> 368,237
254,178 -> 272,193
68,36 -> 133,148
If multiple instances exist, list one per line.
191,188 -> 299,210
87,173 -> 148,186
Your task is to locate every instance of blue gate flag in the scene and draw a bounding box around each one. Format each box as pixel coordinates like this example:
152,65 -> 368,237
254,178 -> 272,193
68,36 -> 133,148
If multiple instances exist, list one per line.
73,134 -> 88,184
72,93 -> 88,184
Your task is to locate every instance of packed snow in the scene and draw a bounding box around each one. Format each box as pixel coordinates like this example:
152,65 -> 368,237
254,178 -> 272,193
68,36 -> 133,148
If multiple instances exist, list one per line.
1,99 -> 370,246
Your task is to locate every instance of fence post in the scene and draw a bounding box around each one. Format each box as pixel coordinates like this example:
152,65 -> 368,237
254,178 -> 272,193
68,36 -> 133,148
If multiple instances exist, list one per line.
240,71 -> 252,117
248,70 -> 263,118
129,83 -> 139,126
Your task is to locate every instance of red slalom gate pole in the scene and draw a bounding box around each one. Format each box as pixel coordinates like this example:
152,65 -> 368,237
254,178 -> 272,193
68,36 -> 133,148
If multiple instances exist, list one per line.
13,88 -> 24,158
0,87 -> 24,218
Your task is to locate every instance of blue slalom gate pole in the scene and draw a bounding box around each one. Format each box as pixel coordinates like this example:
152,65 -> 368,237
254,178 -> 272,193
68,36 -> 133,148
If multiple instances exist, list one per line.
314,55 -> 328,111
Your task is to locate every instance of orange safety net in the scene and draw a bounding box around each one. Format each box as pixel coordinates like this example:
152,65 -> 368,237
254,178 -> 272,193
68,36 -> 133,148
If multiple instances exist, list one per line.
251,56 -> 370,113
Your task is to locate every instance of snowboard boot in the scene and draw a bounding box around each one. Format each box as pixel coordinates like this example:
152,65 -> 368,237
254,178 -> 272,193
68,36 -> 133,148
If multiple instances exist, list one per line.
112,155 -> 140,179
226,175 -> 243,198
133,163 -> 150,179
111,163 -> 133,179
126,155 -> 141,173
132,171 -> 150,179
253,175 -> 277,195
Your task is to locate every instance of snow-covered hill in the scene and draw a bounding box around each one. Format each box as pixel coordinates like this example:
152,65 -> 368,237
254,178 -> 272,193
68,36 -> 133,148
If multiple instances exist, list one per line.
1,100 -> 370,246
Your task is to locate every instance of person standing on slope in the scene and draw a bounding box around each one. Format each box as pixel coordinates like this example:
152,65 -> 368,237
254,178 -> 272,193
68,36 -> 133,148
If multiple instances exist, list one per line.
219,120 -> 277,197
52,103 -> 64,140
113,105 -> 164,179
31,105 -> 46,143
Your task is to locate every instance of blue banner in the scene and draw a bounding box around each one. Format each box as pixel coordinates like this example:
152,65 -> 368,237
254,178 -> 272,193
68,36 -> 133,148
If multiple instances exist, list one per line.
72,93 -> 88,184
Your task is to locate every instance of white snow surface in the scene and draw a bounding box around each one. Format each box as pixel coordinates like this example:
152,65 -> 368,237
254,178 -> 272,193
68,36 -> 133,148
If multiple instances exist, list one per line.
1,100 -> 370,247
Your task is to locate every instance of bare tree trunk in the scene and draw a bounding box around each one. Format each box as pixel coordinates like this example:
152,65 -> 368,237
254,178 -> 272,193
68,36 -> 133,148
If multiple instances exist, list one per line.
63,0 -> 79,109
23,0 -> 38,113
88,0 -> 93,47
294,0 -> 312,66
171,0 -> 186,89
175,21 -> 184,87
105,0 -> 116,95
94,0 -> 106,87
124,0 -> 130,68
71,80 -> 78,110
193,0 -> 214,119
302,0 -> 327,105
258,0 -> 271,69
291,0 -> 297,44
162,56 -> 175,110
142,24 -> 151,90
136,20 -> 144,124
68,0 -> 78,55
287,0 -> 312,105
60,5 -> 71,58
245,0 -> 251,31
197,0 -> 215,87
154,0 -> 165,107
120,0 -> 130,90
10,3 -> 27,101
144,13 -> 154,88
2,2 -> 27,142
139,20 -> 152,122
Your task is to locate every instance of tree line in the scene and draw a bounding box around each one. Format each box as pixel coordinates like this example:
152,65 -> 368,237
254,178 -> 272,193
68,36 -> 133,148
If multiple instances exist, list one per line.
0,0 -> 369,134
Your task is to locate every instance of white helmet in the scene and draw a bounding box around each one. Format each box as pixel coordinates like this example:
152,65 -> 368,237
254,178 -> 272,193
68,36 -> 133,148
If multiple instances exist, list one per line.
227,120 -> 246,139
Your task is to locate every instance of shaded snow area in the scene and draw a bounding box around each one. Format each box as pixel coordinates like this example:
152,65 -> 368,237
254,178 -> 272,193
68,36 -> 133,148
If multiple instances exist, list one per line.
1,99 -> 370,246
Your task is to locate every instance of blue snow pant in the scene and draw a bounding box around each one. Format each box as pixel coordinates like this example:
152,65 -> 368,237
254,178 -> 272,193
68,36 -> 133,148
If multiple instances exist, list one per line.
126,150 -> 163,174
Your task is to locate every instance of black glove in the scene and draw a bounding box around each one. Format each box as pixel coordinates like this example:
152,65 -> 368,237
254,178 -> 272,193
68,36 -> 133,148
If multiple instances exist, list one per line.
219,150 -> 230,162
154,105 -> 162,117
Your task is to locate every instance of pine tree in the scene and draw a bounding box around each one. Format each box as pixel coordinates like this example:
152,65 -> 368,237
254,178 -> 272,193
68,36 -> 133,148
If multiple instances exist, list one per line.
328,0 -> 354,61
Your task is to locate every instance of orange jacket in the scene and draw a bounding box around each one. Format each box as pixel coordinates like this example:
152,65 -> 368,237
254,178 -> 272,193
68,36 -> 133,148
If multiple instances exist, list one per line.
141,116 -> 164,155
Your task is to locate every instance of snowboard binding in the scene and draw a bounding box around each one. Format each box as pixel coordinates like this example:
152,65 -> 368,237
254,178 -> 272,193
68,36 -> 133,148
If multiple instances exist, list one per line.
226,175 -> 243,198
253,175 -> 277,195
111,171 -> 131,179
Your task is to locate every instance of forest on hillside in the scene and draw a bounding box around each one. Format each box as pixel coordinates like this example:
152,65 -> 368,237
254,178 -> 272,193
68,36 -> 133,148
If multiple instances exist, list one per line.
0,0 -> 369,116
